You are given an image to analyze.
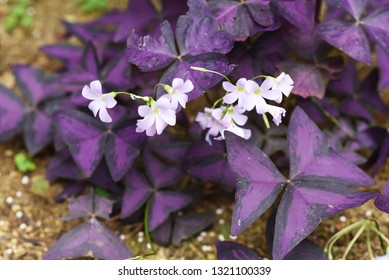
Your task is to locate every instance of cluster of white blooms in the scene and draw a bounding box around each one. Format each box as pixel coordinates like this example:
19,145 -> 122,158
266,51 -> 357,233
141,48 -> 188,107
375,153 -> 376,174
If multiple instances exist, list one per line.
82,71 -> 293,141
195,72 -> 293,143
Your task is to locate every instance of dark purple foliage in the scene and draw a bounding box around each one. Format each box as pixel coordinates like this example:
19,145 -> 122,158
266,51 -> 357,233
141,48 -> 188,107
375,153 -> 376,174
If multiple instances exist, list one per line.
127,0 -> 234,101
216,241 -> 261,260
55,108 -> 144,180
374,180 -> 389,213
317,0 -> 389,64
226,107 -> 376,259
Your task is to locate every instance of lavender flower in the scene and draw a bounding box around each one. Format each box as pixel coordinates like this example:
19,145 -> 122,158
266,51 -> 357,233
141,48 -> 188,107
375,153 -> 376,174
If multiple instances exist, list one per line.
163,78 -> 194,109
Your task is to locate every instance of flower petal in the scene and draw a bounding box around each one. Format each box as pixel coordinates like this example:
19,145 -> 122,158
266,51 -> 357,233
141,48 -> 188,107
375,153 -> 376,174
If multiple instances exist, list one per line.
155,115 -> 169,135
88,99 -> 102,117
159,109 -> 176,126
104,95 -> 117,108
223,91 -> 239,104
222,81 -> 236,92
98,106 -> 112,123
82,85 -> 99,100
90,80 -> 103,95
138,105 -> 151,117
255,96 -> 268,114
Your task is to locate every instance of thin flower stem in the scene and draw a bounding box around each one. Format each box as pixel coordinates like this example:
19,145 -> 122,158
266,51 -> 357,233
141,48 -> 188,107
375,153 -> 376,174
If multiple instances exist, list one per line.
144,198 -> 156,255
262,114 -> 270,129
190,66 -> 231,83
251,74 -> 270,81
153,83 -> 165,99
366,226 -> 375,260
212,97 -> 224,108
370,226 -> 389,247
371,219 -> 386,254
341,224 -> 366,259
311,97 -> 355,139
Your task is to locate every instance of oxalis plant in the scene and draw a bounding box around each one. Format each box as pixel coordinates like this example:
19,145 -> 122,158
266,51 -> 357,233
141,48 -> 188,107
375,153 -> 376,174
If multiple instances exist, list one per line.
0,0 -> 389,260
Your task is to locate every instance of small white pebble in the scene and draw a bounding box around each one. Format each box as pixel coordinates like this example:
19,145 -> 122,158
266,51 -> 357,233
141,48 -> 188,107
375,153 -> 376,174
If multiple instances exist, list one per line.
229,235 -> 237,240
196,236 -> 204,242
201,245 -> 212,252
219,219 -> 225,225
263,257 -> 269,260
137,237 -> 144,243
177,211 -> 183,216
32,29 -> 41,38
16,211 -> 23,218
138,231 -> 144,237
26,7 -> 35,16
19,223 -> 27,230
146,243 -> 151,249
365,210 -> 373,217
36,220 -> 42,227
218,234 -> 225,241
21,175 -> 29,185
6,197 -> 13,204
6,249 -> 13,255
339,216 -> 347,222
0,220 -> 4,226
385,217 -> 389,223
120,234 -> 125,241
215,208 -> 223,215
200,231 -> 207,237
16,191 -> 22,198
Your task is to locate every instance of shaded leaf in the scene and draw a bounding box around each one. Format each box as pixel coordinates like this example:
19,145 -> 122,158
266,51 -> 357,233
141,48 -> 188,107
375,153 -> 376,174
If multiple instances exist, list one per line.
215,241 -> 261,260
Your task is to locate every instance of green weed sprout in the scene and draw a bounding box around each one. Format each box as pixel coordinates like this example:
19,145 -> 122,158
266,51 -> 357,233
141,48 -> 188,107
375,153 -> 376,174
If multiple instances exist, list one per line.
5,0 -> 33,32
14,152 -> 36,173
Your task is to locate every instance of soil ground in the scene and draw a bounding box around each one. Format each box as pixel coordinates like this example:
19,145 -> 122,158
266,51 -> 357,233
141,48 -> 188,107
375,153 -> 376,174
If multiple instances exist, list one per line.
0,0 -> 389,260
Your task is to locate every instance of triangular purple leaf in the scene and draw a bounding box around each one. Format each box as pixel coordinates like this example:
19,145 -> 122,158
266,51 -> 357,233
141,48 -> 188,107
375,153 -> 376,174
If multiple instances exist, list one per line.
274,0 -> 315,30
0,84 -> 26,141
374,180 -> 389,214
317,20 -> 372,64
40,43 -> 83,69
149,191 -> 192,231
55,110 -> 107,177
23,111 -> 53,155
62,190 -> 113,221
120,169 -> 153,219
172,211 -> 214,246
43,218 -> 132,260
215,241 -> 261,260
225,132 -> 286,236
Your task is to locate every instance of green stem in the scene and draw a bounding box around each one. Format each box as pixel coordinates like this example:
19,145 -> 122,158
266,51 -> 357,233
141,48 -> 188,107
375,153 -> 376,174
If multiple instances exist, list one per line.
153,83 -> 166,99
366,226 -> 375,260
262,114 -> 270,129
144,198 -> 156,255
212,97 -> 224,108
251,74 -> 270,81
371,219 -> 386,254
341,224 -> 366,259
190,66 -> 231,83
370,226 -> 389,247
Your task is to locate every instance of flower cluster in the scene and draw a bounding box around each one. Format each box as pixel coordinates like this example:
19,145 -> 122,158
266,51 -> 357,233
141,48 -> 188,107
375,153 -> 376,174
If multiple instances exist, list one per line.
82,78 -> 194,136
195,72 -> 293,143
82,72 -> 292,141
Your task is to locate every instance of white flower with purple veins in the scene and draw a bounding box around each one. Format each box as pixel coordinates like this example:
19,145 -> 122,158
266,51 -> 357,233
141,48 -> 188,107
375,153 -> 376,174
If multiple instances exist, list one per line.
82,80 -> 117,123
164,78 -> 194,109
136,95 -> 176,136
222,78 -> 257,111
261,72 -> 294,103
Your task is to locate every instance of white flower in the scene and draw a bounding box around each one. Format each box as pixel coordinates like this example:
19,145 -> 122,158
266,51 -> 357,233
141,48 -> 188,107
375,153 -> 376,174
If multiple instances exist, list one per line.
222,78 -> 257,111
266,104 -> 286,126
136,95 -> 176,136
261,72 -> 294,103
164,78 -> 194,109
212,105 -> 248,126
195,107 -> 214,129
82,80 -> 117,123
216,124 -> 252,141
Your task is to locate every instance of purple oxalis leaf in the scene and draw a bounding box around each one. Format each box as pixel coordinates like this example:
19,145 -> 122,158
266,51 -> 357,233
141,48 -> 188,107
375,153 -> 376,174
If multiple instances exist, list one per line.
62,190 -> 113,221
216,241 -> 261,260
226,107 -> 376,259
278,61 -> 326,99
374,180 -> 389,214
185,140 -> 237,190
171,211 -> 214,246
225,132 -> 286,236
274,0 -> 316,31
0,84 -> 26,141
127,0 -> 234,101
208,0 -> 276,41
43,218 -> 132,260
40,43 -> 83,70
55,109 -> 143,180
148,191 -> 192,231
